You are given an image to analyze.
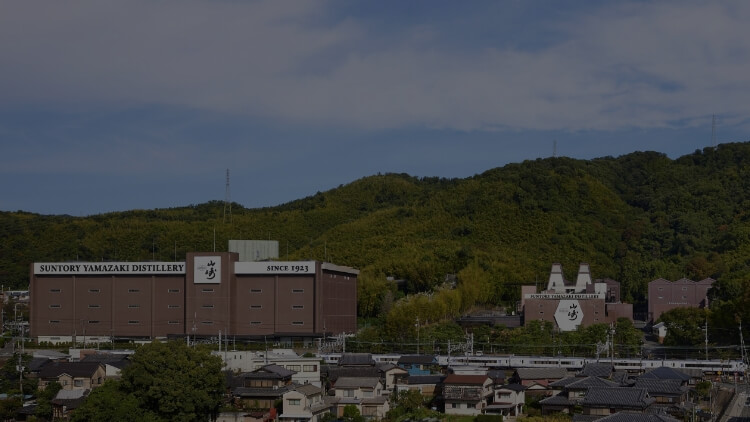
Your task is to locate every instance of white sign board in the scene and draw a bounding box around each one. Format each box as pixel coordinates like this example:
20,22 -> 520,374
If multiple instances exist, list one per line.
234,261 -> 315,275
194,256 -> 221,284
554,299 -> 583,331
34,262 -> 186,275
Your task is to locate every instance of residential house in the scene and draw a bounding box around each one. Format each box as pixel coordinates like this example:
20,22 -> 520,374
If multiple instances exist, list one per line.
218,349 -> 323,387
540,376 -> 620,414
38,362 -> 106,391
332,377 -> 388,420
397,355 -> 436,375
396,375 -> 445,399
580,387 -> 655,417
485,384 -> 525,418
51,389 -> 90,420
231,364 -> 296,411
512,367 -> 569,396
279,384 -> 332,422
378,363 -> 408,393
443,374 -> 493,416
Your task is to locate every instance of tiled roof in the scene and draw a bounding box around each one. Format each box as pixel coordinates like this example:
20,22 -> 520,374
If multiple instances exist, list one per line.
232,386 -> 292,398
338,353 -> 374,366
594,412 -> 681,422
539,392 -> 575,407
582,387 -> 654,409
294,384 -> 322,396
497,383 -> 525,392
633,379 -> 687,395
406,375 -> 445,385
324,366 -> 381,382
334,377 -> 380,389
579,363 -> 613,378
566,376 -> 620,390
640,367 -> 691,382
443,374 -> 488,385
39,362 -> 103,379
549,376 -> 580,388
515,367 -> 569,380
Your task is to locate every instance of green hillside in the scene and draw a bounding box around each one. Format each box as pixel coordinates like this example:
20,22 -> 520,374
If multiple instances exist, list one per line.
2,142 -> 750,340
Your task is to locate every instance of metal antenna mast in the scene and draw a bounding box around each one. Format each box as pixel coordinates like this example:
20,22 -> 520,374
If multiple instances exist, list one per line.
223,169 -> 232,224
711,115 -> 717,148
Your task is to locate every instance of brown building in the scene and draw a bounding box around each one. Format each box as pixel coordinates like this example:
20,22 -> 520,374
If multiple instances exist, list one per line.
30,252 -> 358,343
521,263 -> 633,331
647,278 -> 714,322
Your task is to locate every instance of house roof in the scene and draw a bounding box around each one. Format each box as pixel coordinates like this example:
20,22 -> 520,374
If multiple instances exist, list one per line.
80,353 -> 131,369
293,384 -> 322,396
640,366 -> 691,382
633,379 -> 687,395
582,387 -> 654,409
594,412 -> 681,422
232,386 -> 293,398
244,364 -> 295,379
565,376 -> 620,390
539,392 -> 575,407
338,353 -> 374,366
324,366 -> 381,382
334,377 -> 380,389
39,362 -> 104,379
579,363 -> 614,378
443,374 -> 488,385
28,357 -> 51,372
515,367 -> 569,380
497,383 -> 526,392
406,375 -> 445,385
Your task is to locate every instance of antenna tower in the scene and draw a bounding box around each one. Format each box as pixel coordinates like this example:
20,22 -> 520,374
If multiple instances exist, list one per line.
223,169 -> 232,224
711,115 -> 717,148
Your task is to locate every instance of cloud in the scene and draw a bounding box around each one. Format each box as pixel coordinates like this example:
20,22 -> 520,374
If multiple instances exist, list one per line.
1,0 -> 748,132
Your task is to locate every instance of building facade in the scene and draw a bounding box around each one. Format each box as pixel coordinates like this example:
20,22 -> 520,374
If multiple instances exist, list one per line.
521,263 -> 633,331
647,278 -> 714,322
30,252 -> 358,343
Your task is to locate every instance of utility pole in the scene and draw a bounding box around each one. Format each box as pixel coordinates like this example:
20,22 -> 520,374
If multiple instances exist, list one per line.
705,318 -> 709,361
415,317 -> 420,355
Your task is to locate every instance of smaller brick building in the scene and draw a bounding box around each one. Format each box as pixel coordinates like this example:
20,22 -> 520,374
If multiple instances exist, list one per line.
647,278 -> 714,322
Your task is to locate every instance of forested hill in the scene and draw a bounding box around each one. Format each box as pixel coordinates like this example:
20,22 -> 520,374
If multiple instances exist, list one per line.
2,142 -> 750,315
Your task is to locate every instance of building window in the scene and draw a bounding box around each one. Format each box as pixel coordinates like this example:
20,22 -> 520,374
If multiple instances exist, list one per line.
292,305 -> 304,309
128,289 -> 140,293
658,287 -> 664,291
292,289 -> 304,293
682,287 -> 688,291
49,320 -> 60,324
292,321 -> 304,326
50,289 -> 61,293
201,321 -> 213,325
303,365 -> 317,372
202,288 -> 214,293
250,321 -> 261,325
74,380 -> 83,387
128,320 -> 139,324
202,305 -> 214,309
88,320 -> 100,324
128,304 -> 140,309
168,305 -> 180,309
89,289 -> 100,293
250,305 -> 262,309
287,399 -> 300,406
168,320 -> 180,325
287,365 -> 301,371
168,289 -> 180,293
88,304 -> 100,309
49,304 -> 61,309
250,289 -> 262,293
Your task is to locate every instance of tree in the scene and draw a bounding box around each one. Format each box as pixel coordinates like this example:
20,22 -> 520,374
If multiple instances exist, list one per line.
342,404 -> 365,422
34,381 -> 62,421
119,340 -> 225,422
70,380 -> 158,422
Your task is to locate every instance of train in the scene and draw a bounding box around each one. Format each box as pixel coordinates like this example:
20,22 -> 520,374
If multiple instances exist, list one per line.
317,353 -> 746,374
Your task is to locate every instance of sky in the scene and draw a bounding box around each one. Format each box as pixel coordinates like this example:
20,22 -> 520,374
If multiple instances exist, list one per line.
1,0 -> 749,216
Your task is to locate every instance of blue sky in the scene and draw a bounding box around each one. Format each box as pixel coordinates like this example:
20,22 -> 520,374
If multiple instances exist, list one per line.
1,0 -> 749,216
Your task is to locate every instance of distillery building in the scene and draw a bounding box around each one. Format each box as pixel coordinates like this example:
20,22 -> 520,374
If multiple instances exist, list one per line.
520,263 -> 633,331
647,277 -> 714,322
29,252 -> 358,344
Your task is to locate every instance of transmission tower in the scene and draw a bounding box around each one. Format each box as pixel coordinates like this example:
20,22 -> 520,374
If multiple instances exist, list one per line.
223,169 -> 232,224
